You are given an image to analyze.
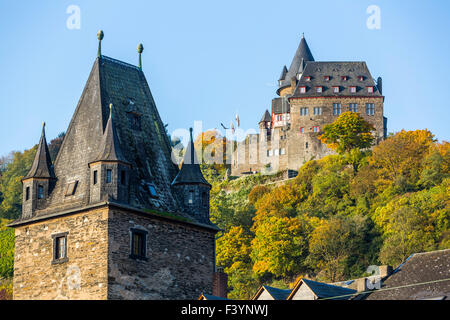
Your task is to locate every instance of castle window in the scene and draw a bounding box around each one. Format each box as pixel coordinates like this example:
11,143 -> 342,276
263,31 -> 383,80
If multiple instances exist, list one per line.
26,187 -> 30,201
305,142 -> 309,149
349,86 -> 357,93
299,86 -> 306,94
52,232 -> 68,264
274,149 -> 279,156
121,170 -> 126,185
300,127 -> 305,133
333,86 -> 340,93
106,169 -> 112,183
333,103 -> 341,116
202,192 -> 208,206
313,107 -> 322,115
367,86 -> 374,93
366,103 -> 375,116
130,228 -> 147,260
188,190 -> 194,204
305,76 -> 311,81
93,170 -> 98,185
349,103 -> 358,112
300,107 -> 309,116
324,76 -> 330,81
280,148 -> 286,155
37,185 -> 44,199
312,126 -> 320,133
315,86 -> 323,93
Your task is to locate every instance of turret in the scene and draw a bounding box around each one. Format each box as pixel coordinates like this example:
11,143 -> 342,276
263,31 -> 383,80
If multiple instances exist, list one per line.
88,104 -> 131,204
22,122 -> 56,218
172,128 -> 211,223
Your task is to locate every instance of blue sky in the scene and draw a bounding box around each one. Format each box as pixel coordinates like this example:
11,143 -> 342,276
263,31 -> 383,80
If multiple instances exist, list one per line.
0,0 -> 449,156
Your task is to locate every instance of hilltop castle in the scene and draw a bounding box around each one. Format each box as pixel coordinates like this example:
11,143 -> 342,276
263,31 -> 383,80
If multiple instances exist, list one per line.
8,32 -> 224,300
231,35 -> 387,177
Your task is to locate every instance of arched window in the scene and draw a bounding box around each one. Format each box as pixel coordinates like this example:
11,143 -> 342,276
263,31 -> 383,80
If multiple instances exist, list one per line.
188,190 -> 194,204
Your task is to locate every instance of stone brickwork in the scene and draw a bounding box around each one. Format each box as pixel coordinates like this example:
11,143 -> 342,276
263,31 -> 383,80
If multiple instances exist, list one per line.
107,208 -> 216,299
13,208 -> 109,300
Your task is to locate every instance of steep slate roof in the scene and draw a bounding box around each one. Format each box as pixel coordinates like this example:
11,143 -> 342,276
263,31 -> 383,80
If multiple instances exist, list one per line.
172,128 -> 211,187
278,65 -> 288,81
23,124 -> 55,180
288,278 -> 357,300
91,104 -> 130,165
263,286 -> 292,300
198,293 -> 229,300
278,35 -> 315,91
365,249 -> 450,300
259,110 -> 271,123
19,55 -> 197,222
291,61 -> 382,97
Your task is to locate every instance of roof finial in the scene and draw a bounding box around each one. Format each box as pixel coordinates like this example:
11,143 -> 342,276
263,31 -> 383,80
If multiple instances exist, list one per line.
137,43 -> 144,70
302,32 -> 305,39
97,30 -> 104,58
41,121 -> 46,136
109,103 -> 113,118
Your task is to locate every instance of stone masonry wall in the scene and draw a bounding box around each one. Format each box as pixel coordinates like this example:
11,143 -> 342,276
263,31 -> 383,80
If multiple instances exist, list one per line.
107,208 -> 216,300
13,207 -> 109,300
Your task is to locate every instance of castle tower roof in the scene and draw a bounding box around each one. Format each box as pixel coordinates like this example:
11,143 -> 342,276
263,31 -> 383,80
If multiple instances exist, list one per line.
278,65 -> 288,81
23,123 -> 55,180
277,35 -> 315,93
172,128 -> 211,187
91,104 -> 130,165
259,110 -> 271,123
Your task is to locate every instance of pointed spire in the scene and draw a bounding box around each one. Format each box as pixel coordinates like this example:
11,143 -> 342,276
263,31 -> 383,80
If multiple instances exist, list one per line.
97,30 -> 104,58
172,128 -> 211,187
137,43 -> 144,70
259,110 -> 271,123
278,65 -> 288,81
23,122 -> 55,180
91,103 -> 130,165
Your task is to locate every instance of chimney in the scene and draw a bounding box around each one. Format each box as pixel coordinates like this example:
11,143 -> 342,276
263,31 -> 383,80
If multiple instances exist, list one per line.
356,278 -> 368,292
379,265 -> 393,278
212,267 -> 228,298
377,77 -> 383,95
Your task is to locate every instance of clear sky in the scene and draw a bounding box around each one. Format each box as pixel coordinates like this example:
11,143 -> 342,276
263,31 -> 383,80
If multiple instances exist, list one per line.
0,0 -> 449,156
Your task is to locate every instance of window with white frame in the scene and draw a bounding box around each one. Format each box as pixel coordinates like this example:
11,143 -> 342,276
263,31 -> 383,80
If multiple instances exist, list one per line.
333,86 -> 339,93
299,86 -> 306,93
300,107 -> 309,116
313,107 -> 322,115
333,103 -> 341,115
367,86 -> 374,93
349,86 -> 357,93
366,103 -> 375,116
349,103 -> 358,112
312,126 -> 320,133
315,86 -> 323,93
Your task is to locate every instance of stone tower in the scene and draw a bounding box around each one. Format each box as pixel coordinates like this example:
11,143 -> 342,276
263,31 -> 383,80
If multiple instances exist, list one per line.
9,32 -> 219,300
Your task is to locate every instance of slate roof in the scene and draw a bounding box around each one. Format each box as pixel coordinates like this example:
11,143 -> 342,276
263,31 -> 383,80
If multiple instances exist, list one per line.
172,128 -> 211,187
23,124 -> 55,180
199,293 -> 229,300
365,249 -> 450,300
288,278 -> 357,300
278,35 -> 315,92
291,61 -> 382,97
263,286 -> 292,300
91,104 -> 130,165
259,110 -> 271,123
272,97 -> 290,114
14,55 -> 208,225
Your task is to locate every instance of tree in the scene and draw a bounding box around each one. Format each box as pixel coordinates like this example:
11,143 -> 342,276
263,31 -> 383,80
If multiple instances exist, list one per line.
319,112 -> 375,155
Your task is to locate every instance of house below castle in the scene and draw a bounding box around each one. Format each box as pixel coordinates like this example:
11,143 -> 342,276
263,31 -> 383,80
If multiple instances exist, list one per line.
231,35 -> 387,177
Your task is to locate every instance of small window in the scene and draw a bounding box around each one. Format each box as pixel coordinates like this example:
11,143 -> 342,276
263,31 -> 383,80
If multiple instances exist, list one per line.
333,86 -> 340,93
349,103 -> 358,112
188,190 -> 194,204
333,103 -> 341,116
358,76 -> 364,81
305,76 -> 311,81
367,86 -> 374,93
313,107 -> 322,115
93,170 -> 98,185
349,86 -> 357,93
37,185 -> 44,199
300,107 -> 309,116
341,76 -> 348,81
130,229 -> 147,260
324,76 -> 330,81
299,86 -> 306,93
26,187 -> 30,201
274,149 -> 279,156
312,126 -> 320,133
202,192 -> 208,206
280,148 -> 286,155
121,170 -> 126,185
315,86 -> 323,93
52,232 -> 68,264
65,181 -> 78,197
300,127 -> 305,133
366,103 -> 375,116
305,142 -> 309,149
106,169 -> 112,183
268,149 -> 273,157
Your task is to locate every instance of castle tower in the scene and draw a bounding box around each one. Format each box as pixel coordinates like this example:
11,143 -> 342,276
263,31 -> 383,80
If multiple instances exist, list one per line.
88,104 -> 131,204
21,122 -> 56,219
9,32 -> 219,300
172,128 -> 212,224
